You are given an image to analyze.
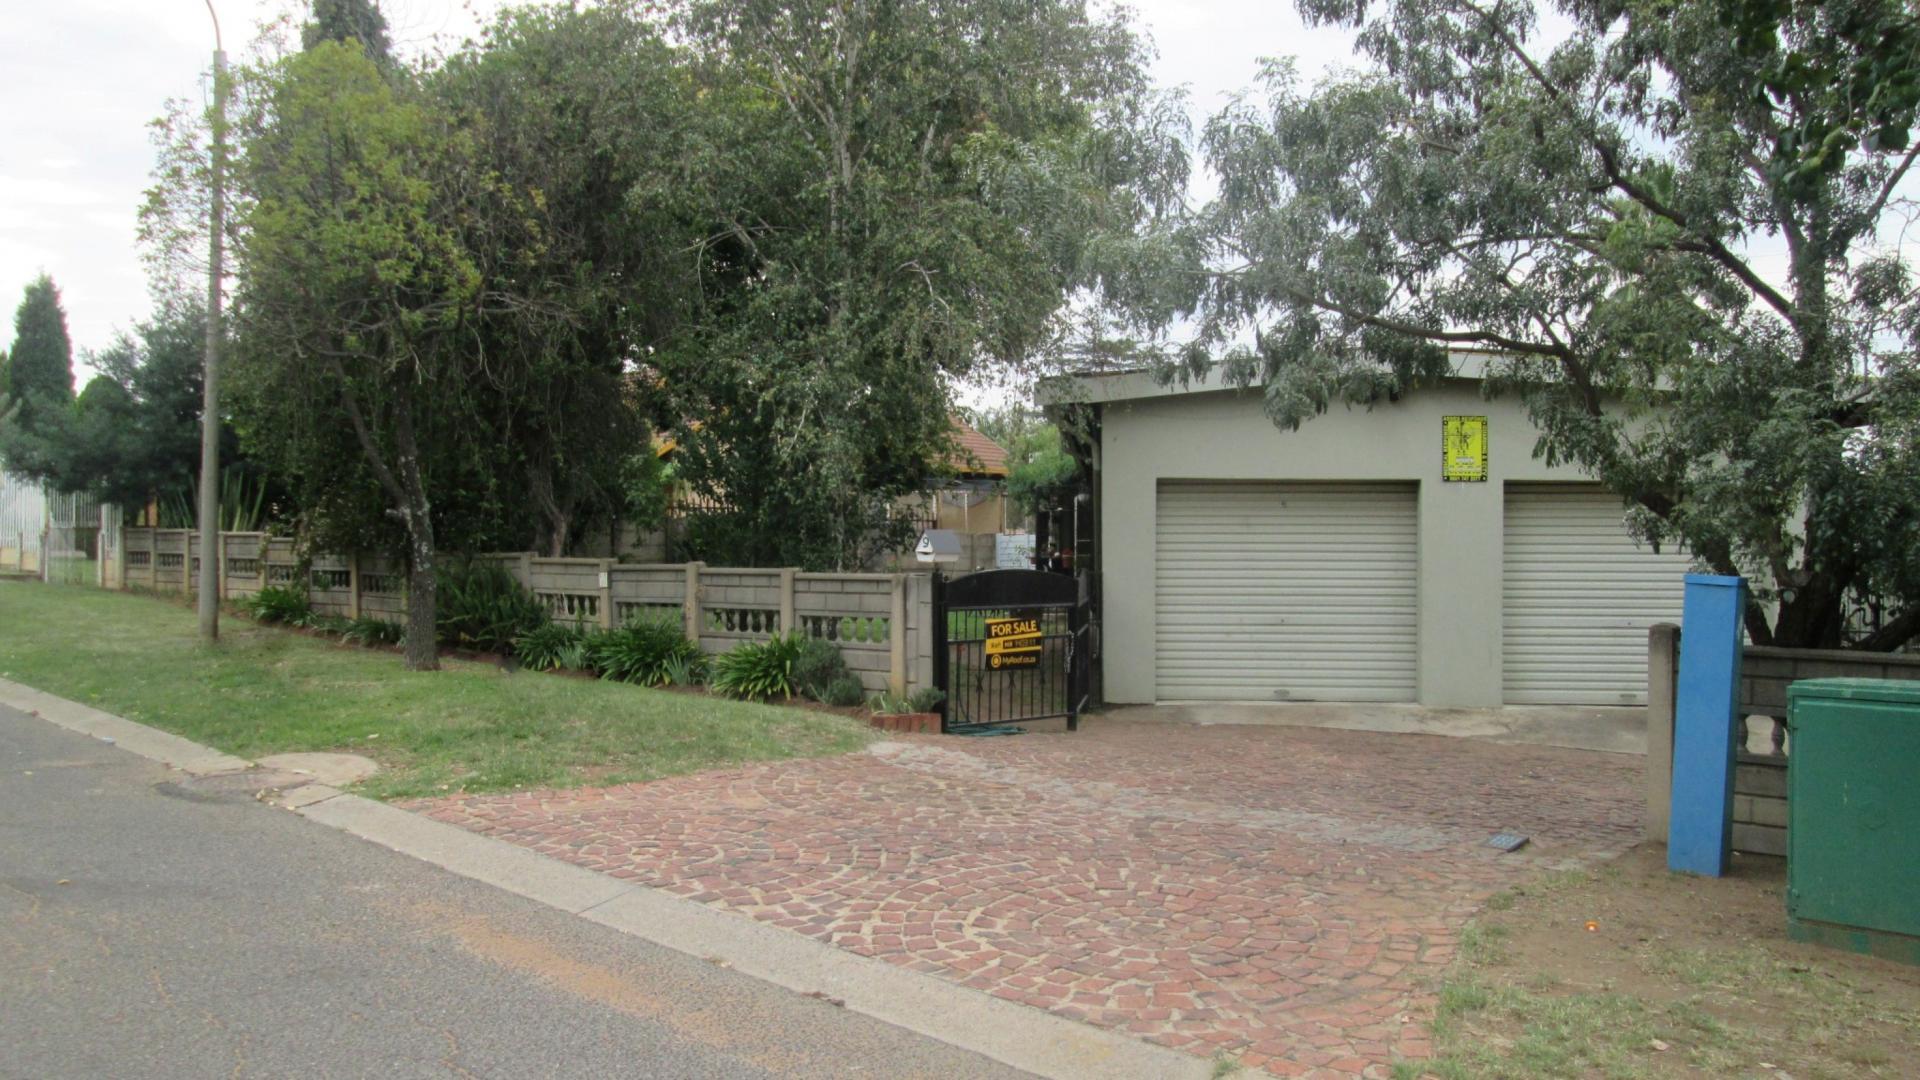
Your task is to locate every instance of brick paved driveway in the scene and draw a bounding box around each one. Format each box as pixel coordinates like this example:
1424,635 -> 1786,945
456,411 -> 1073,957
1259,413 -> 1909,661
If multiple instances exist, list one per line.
408,718 -> 1640,1078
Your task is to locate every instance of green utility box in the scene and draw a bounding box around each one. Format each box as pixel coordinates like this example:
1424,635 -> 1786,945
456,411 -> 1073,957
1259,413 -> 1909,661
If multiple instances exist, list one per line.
1786,678 -> 1920,965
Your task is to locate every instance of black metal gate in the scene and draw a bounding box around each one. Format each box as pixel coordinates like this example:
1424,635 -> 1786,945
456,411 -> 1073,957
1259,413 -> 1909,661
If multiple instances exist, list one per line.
932,569 -> 1090,733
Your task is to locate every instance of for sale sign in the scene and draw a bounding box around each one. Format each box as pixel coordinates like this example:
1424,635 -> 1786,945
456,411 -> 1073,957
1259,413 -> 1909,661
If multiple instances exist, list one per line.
984,615 -> 1042,668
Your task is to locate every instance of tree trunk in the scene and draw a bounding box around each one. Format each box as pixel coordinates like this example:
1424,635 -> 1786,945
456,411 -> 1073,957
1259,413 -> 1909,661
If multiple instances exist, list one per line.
403,528 -> 438,671
328,363 -> 439,670
1857,607 -> 1920,653
1767,570 -> 1846,650
393,389 -> 439,672
546,507 -> 572,558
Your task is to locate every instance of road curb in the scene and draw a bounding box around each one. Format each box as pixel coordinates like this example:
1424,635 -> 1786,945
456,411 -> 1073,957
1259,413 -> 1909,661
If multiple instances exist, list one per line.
0,677 -> 254,776
0,679 -> 1246,1080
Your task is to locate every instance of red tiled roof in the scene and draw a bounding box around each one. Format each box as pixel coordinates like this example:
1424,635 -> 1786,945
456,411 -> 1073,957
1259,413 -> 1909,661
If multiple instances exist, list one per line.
948,416 -> 1010,477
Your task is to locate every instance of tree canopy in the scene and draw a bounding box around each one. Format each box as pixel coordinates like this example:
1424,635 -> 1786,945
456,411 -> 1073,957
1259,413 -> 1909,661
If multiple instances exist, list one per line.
429,1 -> 694,556
230,39 -> 496,668
969,405 -> 1084,522
0,276 -> 78,478
2,276 -> 75,419
135,0 -> 1191,581
1188,0 -> 1920,649
301,0 -> 393,65
655,0 -> 1186,568
22,302 -> 220,507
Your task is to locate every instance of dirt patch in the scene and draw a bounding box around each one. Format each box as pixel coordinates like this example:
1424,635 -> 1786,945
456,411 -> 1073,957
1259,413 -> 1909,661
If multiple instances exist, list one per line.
1417,843 -> 1920,1079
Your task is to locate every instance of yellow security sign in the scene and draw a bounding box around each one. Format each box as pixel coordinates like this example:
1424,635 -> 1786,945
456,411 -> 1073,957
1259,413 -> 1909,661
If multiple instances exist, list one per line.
1442,415 -> 1488,482
984,616 -> 1042,667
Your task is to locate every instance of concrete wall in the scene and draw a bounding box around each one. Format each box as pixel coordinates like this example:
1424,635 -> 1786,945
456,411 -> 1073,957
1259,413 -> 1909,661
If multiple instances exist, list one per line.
1097,377 -> 1609,707
117,530 -> 935,698
1645,628 -> 1920,856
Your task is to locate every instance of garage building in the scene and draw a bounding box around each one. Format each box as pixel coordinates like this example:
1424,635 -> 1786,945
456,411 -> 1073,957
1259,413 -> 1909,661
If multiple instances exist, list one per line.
1074,355 -> 1693,708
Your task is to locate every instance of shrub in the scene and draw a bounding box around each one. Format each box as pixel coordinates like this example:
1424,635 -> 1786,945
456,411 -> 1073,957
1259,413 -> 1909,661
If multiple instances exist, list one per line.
342,616 -> 404,647
791,636 -> 853,701
435,560 -> 548,654
244,585 -> 310,625
584,617 -> 703,686
871,687 -> 946,714
515,624 -> 583,672
660,651 -> 708,687
710,633 -> 806,700
821,673 -> 866,707
301,612 -> 352,635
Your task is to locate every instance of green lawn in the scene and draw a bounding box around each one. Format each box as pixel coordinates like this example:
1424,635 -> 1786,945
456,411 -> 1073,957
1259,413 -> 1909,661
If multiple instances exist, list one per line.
0,581 -> 872,800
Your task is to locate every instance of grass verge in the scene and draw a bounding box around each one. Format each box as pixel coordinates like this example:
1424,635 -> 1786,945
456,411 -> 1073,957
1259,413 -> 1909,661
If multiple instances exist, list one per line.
0,581 -> 872,800
1395,849 -> 1920,1079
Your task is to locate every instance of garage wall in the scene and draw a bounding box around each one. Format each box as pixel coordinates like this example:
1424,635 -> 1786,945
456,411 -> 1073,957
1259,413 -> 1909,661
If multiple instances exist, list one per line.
1098,377 -> 1618,707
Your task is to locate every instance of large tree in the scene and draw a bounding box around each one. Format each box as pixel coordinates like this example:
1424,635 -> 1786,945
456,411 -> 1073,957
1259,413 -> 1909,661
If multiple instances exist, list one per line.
660,0 -> 1188,569
0,276 -> 78,477
46,302 -> 257,511
1193,0 -> 1920,649
2,276 -> 74,414
301,0 -> 393,64
229,41 -> 497,669
431,1 -> 694,556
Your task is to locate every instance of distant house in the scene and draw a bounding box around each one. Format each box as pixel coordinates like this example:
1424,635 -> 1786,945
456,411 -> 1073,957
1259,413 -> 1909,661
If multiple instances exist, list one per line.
920,416 -> 1012,535
576,415 -> 1018,565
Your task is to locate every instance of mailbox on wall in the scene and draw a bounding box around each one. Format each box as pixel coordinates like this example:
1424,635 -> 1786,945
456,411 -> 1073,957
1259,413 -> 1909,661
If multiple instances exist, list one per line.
915,529 -> 963,565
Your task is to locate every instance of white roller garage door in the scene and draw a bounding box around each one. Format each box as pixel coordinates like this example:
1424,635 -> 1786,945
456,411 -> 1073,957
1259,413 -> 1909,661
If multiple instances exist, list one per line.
1155,482 -> 1418,702
1503,484 -> 1692,705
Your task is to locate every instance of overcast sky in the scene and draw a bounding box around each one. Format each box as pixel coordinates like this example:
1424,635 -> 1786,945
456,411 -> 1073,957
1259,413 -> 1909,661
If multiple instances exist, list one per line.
0,0 -> 1366,377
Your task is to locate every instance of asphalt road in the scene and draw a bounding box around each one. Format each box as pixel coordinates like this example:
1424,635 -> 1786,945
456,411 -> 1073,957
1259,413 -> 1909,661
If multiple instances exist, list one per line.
0,705 -> 1030,1080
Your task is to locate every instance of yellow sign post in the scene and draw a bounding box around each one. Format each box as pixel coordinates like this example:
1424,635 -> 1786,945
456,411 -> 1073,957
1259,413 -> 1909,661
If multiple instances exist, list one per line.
1442,415 -> 1489,482
984,615 -> 1042,669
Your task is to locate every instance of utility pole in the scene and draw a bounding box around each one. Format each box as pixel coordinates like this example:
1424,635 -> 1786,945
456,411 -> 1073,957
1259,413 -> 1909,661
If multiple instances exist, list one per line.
197,0 -> 226,644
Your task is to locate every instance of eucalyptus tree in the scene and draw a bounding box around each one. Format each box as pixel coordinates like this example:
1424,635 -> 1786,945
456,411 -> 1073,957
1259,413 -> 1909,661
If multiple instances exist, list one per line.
662,0 -> 1189,569
1193,0 -> 1920,648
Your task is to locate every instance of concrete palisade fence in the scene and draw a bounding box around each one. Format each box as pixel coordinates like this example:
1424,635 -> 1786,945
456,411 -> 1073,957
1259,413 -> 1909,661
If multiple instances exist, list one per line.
1645,622 -> 1920,857
117,528 -> 937,699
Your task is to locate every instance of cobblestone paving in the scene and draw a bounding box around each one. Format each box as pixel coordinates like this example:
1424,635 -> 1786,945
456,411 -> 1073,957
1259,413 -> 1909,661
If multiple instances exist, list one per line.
407,720 -> 1641,1078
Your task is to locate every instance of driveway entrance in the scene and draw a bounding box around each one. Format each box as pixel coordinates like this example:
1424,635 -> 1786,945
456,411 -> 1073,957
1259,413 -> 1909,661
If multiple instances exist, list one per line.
412,715 -> 1641,1077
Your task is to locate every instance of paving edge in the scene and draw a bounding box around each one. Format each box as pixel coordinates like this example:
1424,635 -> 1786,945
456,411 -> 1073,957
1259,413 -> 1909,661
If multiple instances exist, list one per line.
0,679 -> 1250,1080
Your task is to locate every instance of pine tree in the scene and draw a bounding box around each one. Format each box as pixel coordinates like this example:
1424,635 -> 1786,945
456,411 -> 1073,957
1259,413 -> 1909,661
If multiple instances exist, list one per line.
302,0 -> 392,65
5,276 -> 74,430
